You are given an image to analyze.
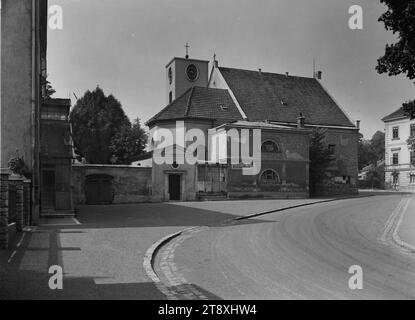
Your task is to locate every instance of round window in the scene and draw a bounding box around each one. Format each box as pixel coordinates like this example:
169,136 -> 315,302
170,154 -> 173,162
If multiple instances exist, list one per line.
186,64 -> 199,82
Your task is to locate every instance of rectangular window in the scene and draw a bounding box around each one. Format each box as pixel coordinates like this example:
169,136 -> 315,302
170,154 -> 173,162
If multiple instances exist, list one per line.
392,126 -> 399,139
328,144 -> 336,155
410,174 -> 415,185
411,124 -> 415,137
392,153 -> 399,165
411,151 -> 415,165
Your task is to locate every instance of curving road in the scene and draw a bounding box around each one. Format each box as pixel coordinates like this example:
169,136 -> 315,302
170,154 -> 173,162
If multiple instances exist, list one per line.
156,195 -> 415,299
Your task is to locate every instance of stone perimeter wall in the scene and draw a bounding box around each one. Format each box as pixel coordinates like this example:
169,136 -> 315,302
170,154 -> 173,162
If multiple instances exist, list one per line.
72,165 -> 152,204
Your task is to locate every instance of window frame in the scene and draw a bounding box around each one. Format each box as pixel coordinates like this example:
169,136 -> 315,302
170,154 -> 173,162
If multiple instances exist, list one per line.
392,152 -> 399,165
259,169 -> 280,185
410,124 -> 415,137
261,140 -> 280,153
411,151 -> 415,166
392,126 -> 399,140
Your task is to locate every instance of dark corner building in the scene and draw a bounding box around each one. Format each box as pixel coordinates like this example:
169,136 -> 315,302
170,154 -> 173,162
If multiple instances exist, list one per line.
1,0 -> 74,248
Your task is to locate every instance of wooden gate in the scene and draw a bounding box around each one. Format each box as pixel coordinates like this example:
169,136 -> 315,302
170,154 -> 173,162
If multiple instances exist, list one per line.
85,174 -> 113,204
197,165 -> 227,193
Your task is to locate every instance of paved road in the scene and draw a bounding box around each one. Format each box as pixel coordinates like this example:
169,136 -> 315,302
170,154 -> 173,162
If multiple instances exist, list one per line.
159,195 -> 415,299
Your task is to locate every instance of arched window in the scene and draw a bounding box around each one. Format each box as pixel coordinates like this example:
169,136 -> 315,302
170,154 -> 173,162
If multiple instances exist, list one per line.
261,140 -> 280,153
260,169 -> 280,184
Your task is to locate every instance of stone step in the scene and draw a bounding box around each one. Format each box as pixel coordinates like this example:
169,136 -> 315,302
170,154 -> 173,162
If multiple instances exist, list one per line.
198,193 -> 228,201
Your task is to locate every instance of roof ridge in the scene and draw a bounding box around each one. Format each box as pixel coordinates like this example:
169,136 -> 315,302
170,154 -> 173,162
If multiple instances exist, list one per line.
219,66 -> 314,80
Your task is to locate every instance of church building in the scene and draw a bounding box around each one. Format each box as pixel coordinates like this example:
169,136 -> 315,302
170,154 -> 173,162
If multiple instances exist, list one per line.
146,54 -> 359,201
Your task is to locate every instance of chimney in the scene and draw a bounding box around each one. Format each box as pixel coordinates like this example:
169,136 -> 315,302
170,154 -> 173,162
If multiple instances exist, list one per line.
297,113 -> 305,128
286,72 -> 289,77
258,68 -> 262,74
356,120 -> 360,130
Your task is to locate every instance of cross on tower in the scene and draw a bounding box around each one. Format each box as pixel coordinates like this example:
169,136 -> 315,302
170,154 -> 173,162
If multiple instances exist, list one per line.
185,42 -> 190,59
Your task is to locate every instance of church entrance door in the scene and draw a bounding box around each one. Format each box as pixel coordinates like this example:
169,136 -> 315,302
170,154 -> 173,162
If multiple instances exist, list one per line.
168,174 -> 181,201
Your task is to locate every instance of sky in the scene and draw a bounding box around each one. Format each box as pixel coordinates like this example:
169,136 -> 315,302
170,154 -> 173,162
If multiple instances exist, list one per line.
47,0 -> 414,139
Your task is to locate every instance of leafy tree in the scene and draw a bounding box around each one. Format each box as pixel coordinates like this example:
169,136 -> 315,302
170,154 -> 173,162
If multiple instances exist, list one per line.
370,131 -> 385,160
358,134 -> 376,170
358,131 -> 385,170
109,118 -> 147,164
309,128 -> 333,196
377,0 -> 415,119
70,87 -> 146,164
364,163 -> 385,190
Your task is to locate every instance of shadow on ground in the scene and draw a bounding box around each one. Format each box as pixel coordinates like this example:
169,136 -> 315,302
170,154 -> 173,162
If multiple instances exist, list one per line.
0,229 -> 222,300
70,203 -> 272,229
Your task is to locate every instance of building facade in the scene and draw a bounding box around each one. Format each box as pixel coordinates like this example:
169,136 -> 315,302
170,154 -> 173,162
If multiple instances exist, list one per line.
146,56 -> 359,201
1,0 -> 74,222
382,108 -> 415,190
1,0 -> 48,222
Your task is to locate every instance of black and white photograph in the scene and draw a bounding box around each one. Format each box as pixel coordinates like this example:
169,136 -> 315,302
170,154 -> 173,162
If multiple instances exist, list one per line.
1,0 -> 415,308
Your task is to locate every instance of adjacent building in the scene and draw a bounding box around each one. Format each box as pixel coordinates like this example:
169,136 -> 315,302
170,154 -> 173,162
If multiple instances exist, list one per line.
1,0 -> 74,223
382,108 -> 415,190
146,56 -> 360,201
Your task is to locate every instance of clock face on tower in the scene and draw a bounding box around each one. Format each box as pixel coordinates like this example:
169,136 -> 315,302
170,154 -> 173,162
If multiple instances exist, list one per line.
186,64 -> 199,82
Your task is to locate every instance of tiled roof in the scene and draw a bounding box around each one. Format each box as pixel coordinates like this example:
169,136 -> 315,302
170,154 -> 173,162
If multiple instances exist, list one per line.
382,107 -> 407,122
219,67 -> 356,127
146,87 -> 243,127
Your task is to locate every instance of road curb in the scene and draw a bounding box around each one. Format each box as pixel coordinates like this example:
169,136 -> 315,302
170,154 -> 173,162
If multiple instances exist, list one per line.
143,230 -> 184,299
235,194 -> 374,221
143,230 -> 183,283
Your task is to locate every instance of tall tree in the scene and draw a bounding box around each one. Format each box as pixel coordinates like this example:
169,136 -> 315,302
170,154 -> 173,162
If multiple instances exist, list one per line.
70,87 -> 146,164
358,135 -> 376,170
370,130 -> 385,161
309,128 -> 334,196
358,131 -> 385,170
376,0 -> 415,119
109,118 -> 148,164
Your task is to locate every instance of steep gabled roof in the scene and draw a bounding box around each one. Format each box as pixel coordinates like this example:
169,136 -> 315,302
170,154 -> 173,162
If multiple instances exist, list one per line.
218,67 -> 356,127
382,107 -> 407,122
146,87 -> 243,127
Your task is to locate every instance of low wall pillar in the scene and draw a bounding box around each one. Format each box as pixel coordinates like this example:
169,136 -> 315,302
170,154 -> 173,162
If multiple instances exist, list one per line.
9,174 -> 25,232
23,180 -> 31,226
0,171 -> 10,249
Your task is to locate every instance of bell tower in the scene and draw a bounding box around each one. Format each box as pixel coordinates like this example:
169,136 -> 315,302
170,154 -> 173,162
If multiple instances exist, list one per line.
166,45 -> 209,104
